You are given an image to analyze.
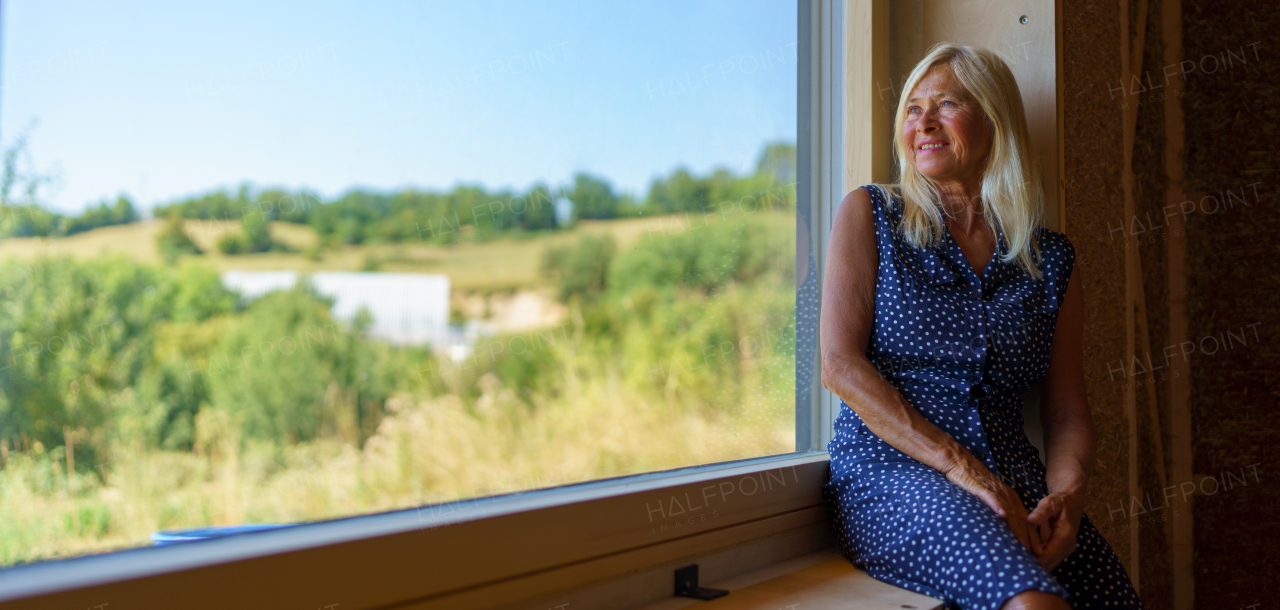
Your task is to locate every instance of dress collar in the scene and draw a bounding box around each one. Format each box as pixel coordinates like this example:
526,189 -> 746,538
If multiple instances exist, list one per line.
896,239 -> 961,286
940,220 -> 1007,281
875,186 -> 961,287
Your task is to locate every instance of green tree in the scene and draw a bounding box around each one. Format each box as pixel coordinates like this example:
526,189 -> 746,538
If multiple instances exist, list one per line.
0,125 -> 62,238
645,168 -> 712,214
566,173 -> 618,220
156,214 -> 201,263
200,284 -> 394,446
517,184 -> 560,231
756,142 -> 797,184
216,213 -> 274,255
61,195 -> 139,235
0,256 -> 236,464
240,211 -> 274,253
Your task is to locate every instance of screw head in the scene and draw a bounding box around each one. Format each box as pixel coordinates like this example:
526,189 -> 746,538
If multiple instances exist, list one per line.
1019,15 -> 1029,24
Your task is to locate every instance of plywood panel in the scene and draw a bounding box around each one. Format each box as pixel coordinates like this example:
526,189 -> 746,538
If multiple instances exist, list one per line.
890,0 -> 1062,231
844,0 -> 892,189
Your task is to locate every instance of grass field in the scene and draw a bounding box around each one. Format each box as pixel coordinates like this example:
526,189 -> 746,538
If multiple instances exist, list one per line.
0,213 -> 728,291
0,209 -> 797,565
0,377 -> 794,565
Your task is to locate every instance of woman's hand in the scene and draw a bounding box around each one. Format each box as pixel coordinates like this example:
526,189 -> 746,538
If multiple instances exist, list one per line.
1027,490 -> 1084,571
944,457 -> 1043,558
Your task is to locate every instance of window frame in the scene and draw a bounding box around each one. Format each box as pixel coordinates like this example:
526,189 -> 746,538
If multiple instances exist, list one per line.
0,2 -> 848,608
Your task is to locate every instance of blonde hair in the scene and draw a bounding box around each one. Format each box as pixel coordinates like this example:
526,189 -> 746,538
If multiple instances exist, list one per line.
890,42 -> 1045,278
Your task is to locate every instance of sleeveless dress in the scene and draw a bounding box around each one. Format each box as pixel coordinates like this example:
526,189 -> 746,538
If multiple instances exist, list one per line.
822,185 -> 1144,609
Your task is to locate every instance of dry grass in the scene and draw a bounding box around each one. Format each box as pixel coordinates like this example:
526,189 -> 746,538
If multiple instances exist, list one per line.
0,356 -> 793,565
0,214 -> 754,291
0,220 -> 170,263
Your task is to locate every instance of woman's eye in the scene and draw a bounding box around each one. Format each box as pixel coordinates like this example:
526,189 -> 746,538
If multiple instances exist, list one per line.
942,100 -> 954,107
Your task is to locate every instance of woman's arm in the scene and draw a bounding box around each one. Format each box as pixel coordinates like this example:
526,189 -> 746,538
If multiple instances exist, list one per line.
820,187 -> 1042,556
1026,262 -> 1092,569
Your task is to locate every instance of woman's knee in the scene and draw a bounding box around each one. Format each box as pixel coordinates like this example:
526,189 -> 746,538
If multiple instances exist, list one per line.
999,590 -> 1071,610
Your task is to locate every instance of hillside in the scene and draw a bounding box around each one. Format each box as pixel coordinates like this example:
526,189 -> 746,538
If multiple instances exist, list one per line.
0,213 -> 746,291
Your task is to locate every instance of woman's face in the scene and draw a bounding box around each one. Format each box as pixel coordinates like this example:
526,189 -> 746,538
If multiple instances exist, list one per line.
902,65 -> 991,188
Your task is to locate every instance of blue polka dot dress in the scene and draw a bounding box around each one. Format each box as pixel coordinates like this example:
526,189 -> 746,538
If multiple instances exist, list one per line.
822,185 -> 1143,609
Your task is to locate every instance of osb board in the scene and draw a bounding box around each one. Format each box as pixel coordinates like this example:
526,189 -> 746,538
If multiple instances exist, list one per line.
1180,0 -> 1279,608
1062,0 -> 1132,576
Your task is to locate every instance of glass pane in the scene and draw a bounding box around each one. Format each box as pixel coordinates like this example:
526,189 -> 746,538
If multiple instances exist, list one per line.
0,0 -> 797,564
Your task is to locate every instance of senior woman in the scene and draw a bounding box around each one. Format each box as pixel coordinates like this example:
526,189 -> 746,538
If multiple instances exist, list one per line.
820,43 -> 1142,610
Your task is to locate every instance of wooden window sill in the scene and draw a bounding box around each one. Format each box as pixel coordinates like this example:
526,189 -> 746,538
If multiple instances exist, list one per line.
638,549 -> 942,610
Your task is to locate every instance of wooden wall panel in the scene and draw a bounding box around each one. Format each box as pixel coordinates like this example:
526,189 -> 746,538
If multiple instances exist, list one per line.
844,0 -> 891,188
883,0 -> 1062,230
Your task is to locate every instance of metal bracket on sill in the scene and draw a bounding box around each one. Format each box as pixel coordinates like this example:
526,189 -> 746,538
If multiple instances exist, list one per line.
674,564 -> 729,601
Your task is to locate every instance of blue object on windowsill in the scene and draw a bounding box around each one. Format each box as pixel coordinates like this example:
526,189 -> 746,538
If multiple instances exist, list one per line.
150,524 -> 295,546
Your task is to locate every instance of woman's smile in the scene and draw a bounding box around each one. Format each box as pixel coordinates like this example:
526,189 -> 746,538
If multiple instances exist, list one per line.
917,140 -> 951,154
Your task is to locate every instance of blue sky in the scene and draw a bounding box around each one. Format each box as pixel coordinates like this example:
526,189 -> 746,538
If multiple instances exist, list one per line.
1,0 -> 797,214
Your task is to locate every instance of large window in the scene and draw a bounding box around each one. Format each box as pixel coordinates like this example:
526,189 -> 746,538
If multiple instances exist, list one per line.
0,0 -> 800,566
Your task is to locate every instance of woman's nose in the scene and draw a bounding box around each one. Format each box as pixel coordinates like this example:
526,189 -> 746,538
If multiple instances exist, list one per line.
916,106 -> 941,130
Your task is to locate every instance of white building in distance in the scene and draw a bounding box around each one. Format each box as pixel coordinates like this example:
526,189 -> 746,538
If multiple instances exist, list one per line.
221,271 -> 451,346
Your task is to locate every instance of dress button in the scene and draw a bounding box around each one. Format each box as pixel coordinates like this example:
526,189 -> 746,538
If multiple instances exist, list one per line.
1022,300 -> 1036,312
973,449 -> 987,461
969,385 -> 988,399
971,336 -> 984,347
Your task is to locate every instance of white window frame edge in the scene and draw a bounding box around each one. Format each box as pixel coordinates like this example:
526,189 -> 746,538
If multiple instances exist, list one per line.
812,0 -> 848,448
0,2 -> 846,609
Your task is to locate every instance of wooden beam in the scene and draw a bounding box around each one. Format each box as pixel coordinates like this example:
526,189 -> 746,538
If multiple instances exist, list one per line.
1119,0 -> 1150,592
1161,0 -> 1193,606
1134,273 -> 1169,490
844,0 -> 892,189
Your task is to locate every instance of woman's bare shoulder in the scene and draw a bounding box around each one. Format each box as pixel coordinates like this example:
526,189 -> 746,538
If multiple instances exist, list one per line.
831,186 -> 882,243
839,186 -> 875,211
821,188 -> 880,353
828,187 -> 880,269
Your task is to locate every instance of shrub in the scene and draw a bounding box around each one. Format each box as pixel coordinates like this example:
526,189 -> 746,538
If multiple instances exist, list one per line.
240,213 -> 273,253
542,235 -> 616,302
216,232 -> 245,255
155,214 -> 201,264
216,214 -> 277,255
609,216 -> 791,296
